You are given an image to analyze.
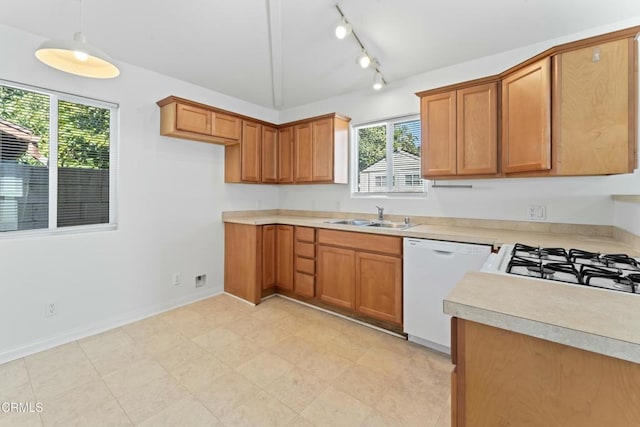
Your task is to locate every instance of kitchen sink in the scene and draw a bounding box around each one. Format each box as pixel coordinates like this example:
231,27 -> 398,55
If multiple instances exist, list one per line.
324,219 -> 416,230
325,219 -> 375,226
366,222 -> 414,229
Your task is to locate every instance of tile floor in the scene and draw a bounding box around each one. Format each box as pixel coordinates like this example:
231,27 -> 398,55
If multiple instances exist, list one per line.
0,294 -> 451,426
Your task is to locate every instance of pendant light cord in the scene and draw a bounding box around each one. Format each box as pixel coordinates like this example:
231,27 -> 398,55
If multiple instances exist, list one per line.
79,0 -> 84,33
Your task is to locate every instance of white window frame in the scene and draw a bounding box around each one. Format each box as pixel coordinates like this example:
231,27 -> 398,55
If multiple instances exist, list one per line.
351,114 -> 426,197
0,79 -> 118,239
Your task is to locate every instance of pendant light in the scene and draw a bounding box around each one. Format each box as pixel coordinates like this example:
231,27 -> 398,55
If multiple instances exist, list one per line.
35,0 -> 119,79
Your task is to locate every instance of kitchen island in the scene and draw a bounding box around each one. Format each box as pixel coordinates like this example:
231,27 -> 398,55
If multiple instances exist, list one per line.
445,271 -> 640,426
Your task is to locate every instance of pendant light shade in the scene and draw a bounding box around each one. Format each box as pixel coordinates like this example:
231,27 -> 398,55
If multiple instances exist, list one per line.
35,31 -> 119,79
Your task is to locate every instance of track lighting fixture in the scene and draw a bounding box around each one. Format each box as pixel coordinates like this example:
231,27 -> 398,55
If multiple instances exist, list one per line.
334,3 -> 387,90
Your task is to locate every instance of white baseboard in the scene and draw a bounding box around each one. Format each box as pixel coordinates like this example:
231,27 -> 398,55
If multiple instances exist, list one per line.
407,334 -> 450,355
0,287 -> 223,365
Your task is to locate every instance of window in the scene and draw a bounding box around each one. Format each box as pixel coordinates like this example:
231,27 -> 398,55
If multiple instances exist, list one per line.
355,116 -> 423,194
0,81 -> 117,234
405,174 -> 421,186
375,176 -> 387,187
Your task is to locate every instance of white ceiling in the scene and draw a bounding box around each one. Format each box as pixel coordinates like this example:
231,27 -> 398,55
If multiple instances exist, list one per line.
2,0 -> 640,109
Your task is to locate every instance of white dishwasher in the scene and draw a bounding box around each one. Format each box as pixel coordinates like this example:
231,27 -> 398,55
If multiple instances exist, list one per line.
403,238 -> 492,353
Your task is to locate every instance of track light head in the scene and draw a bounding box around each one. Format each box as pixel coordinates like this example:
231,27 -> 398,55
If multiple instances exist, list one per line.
373,72 -> 385,90
357,52 -> 371,68
335,19 -> 352,39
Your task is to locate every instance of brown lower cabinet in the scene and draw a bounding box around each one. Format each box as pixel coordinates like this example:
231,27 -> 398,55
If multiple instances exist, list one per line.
317,229 -> 402,325
225,223 -> 292,303
451,317 -> 640,426
317,245 -> 356,310
225,223 -> 402,328
275,225 -> 293,290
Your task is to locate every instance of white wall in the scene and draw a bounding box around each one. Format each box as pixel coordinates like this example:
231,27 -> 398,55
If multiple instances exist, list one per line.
0,24 -> 279,362
278,18 -> 640,225
614,201 -> 640,236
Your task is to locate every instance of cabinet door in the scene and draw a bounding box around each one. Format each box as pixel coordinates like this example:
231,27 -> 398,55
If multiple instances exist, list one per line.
262,125 -> 278,183
262,225 -> 276,290
176,103 -> 211,135
317,245 -> 355,310
421,92 -> 457,177
355,252 -> 402,324
212,112 -> 241,141
278,126 -> 294,183
554,38 -> 636,175
457,82 -> 498,175
276,225 -> 294,290
224,223 -> 261,304
241,121 -> 261,182
312,118 -> 334,182
502,57 -> 551,173
294,123 -> 313,182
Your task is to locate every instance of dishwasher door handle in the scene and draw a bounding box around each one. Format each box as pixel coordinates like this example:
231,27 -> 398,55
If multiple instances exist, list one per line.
433,249 -> 455,256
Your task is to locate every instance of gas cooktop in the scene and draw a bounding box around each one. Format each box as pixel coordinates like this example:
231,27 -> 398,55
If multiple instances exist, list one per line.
493,243 -> 640,294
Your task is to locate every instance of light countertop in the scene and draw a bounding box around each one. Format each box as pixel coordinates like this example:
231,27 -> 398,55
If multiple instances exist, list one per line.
223,213 -> 638,255
444,271 -> 640,364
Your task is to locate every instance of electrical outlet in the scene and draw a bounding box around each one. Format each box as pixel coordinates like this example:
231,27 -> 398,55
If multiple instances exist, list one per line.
195,274 -> 207,288
527,204 -> 547,221
45,302 -> 57,317
172,272 -> 182,286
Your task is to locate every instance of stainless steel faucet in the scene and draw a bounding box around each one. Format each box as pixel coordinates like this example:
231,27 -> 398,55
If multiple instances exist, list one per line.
376,206 -> 384,221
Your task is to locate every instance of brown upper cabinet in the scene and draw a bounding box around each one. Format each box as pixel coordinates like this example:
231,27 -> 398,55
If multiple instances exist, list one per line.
278,126 -> 294,183
293,115 -> 349,184
416,26 -> 639,179
501,57 -> 552,174
294,122 -> 313,182
419,81 -> 498,178
158,96 -> 241,145
158,96 -> 350,184
240,120 -> 262,183
261,125 -> 278,184
552,37 -> 637,175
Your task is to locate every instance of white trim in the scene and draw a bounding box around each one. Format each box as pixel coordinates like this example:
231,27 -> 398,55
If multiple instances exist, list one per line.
109,105 -> 119,225
223,291 -> 257,307
0,223 -> 117,241
48,95 -> 58,229
0,287 -> 223,365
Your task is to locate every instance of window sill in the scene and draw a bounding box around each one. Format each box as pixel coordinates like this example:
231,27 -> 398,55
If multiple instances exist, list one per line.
350,192 -> 428,200
0,223 -> 117,241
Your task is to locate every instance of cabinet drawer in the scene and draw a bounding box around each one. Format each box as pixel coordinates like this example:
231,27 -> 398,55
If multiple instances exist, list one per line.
317,229 -> 402,256
296,226 -> 315,242
295,272 -> 315,297
296,257 -> 315,275
295,241 -> 315,258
